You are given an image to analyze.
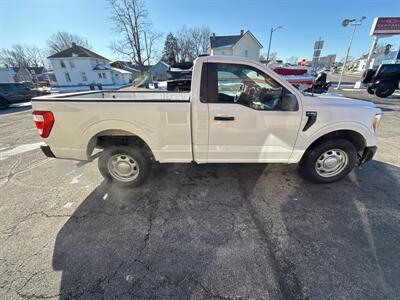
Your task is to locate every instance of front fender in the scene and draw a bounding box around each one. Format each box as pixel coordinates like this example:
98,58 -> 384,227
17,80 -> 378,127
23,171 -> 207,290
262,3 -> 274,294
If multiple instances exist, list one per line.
289,121 -> 377,163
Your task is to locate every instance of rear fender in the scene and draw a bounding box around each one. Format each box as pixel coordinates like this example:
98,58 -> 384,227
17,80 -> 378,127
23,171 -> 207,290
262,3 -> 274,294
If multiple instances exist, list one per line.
81,120 -> 157,161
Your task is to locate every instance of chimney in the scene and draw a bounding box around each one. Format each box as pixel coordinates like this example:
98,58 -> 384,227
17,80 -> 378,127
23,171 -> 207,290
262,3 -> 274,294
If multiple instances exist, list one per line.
212,33 -> 216,37
240,29 -> 244,35
72,42 -> 76,46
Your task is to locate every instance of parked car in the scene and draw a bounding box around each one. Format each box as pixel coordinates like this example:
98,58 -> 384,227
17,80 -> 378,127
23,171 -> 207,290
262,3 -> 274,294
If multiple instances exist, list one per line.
32,55 -> 381,187
362,63 -> 400,98
167,62 -> 193,91
21,81 -> 51,96
0,83 -> 39,109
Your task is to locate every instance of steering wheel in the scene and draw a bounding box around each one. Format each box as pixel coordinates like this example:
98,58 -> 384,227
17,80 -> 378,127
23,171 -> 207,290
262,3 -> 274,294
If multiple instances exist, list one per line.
233,83 -> 244,103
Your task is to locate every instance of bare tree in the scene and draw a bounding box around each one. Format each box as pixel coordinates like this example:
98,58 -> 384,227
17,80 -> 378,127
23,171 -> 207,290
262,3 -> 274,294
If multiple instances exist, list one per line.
109,0 -> 161,71
175,26 -> 211,62
25,46 -> 46,67
287,56 -> 299,64
176,27 -> 195,62
261,52 -> 278,62
190,27 -> 210,57
47,31 -> 91,55
0,45 -> 46,67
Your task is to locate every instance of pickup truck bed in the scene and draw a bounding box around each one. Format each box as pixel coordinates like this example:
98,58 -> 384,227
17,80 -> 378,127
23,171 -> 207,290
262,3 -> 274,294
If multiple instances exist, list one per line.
33,91 -> 193,162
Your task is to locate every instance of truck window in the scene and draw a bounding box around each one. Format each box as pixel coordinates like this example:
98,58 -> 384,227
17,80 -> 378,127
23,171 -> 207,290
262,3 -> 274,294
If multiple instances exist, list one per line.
201,62 -> 298,111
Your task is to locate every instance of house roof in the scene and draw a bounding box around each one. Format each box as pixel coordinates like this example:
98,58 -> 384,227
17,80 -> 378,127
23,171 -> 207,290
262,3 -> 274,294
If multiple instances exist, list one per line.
149,61 -> 170,72
210,31 -> 263,49
47,44 -> 109,60
210,35 -> 242,48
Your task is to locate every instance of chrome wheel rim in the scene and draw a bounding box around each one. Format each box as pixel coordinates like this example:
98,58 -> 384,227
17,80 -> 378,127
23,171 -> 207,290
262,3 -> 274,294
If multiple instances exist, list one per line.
315,149 -> 348,178
107,154 -> 139,182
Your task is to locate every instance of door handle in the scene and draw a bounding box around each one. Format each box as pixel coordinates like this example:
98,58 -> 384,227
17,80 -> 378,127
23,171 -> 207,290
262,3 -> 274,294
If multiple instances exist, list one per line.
214,116 -> 235,121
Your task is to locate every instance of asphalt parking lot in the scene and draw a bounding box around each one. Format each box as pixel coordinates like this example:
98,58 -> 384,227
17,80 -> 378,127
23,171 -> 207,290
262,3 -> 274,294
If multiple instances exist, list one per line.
0,91 -> 399,299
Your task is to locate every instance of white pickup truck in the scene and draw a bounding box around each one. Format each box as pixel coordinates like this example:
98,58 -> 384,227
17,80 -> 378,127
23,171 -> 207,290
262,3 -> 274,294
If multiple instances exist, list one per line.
32,56 -> 381,186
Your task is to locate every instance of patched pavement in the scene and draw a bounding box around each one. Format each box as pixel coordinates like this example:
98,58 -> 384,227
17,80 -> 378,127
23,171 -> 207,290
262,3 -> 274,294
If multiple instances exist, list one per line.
1,93 -> 399,299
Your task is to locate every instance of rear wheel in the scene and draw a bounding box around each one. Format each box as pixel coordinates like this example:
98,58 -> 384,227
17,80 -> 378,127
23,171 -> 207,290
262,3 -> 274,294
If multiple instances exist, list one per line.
98,145 -> 150,187
374,82 -> 396,98
299,139 -> 357,183
0,98 -> 9,110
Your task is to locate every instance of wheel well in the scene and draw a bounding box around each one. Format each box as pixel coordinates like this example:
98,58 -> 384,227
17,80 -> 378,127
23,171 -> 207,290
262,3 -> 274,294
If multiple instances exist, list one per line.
87,129 -> 154,160
306,130 -> 366,153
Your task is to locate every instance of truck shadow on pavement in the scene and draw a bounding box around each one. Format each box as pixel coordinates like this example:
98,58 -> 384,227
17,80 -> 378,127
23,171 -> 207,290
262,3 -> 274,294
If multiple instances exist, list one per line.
52,161 -> 400,299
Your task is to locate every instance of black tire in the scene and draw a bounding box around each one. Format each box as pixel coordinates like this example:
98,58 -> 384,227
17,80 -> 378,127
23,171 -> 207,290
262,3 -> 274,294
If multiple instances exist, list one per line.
299,139 -> 357,183
374,82 -> 396,98
366,86 -> 375,95
98,145 -> 150,188
0,98 -> 9,110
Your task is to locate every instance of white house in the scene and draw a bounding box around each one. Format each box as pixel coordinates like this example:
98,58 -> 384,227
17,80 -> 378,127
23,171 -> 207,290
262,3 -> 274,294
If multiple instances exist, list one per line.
48,43 -> 132,87
0,67 -> 16,83
149,61 -> 170,81
209,30 -> 263,61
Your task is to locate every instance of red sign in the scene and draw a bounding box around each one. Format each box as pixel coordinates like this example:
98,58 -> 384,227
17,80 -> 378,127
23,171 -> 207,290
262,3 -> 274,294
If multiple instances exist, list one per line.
370,17 -> 400,36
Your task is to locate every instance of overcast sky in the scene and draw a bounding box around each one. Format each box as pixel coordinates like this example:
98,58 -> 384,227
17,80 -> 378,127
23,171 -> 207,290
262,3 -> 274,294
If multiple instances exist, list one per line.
1,0 -> 399,62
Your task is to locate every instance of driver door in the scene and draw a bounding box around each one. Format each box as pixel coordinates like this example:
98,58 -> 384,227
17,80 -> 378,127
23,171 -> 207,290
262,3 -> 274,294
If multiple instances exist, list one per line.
203,62 -> 302,162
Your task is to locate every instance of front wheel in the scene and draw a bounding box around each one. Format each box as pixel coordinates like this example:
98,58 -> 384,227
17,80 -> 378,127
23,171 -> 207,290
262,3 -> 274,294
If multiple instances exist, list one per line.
98,145 -> 150,187
299,139 -> 357,183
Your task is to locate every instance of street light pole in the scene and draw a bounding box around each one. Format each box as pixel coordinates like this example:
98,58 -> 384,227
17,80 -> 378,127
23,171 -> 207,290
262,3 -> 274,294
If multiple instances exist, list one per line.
266,26 -> 282,61
337,17 -> 366,89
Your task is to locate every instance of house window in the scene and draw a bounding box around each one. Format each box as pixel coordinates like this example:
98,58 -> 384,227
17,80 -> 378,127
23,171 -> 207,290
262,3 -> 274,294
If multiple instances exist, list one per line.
60,60 -> 66,68
69,61 -> 75,68
98,73 -> 102,79
244,50 -> 249,57
81,72 -> 87,81
222,51 -> 225,55
102,72 -> 106,79
65,73 -> 71,82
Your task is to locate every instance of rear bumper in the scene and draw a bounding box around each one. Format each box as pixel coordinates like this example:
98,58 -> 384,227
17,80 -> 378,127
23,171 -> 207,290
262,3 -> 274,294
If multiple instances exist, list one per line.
358,146 -> 377,165
40,145 -> 56,158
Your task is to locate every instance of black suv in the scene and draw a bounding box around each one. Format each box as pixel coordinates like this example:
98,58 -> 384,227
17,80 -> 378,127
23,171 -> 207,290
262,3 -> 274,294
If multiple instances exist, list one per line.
362,63 -> 400,98
0,83 -> 39,109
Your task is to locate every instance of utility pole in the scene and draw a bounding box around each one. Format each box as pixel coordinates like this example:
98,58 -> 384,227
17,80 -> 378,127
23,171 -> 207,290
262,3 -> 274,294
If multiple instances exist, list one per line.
337,17 -> 366,89
266,26 -> 282,61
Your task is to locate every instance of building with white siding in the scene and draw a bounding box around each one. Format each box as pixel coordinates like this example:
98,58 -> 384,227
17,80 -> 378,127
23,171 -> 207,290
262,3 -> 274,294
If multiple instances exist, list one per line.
209,30 -> 263,61
48,43 -> 132,87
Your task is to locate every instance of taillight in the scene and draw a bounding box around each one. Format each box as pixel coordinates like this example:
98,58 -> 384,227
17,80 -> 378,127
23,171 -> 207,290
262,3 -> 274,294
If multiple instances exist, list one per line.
32,111 -> 54,138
